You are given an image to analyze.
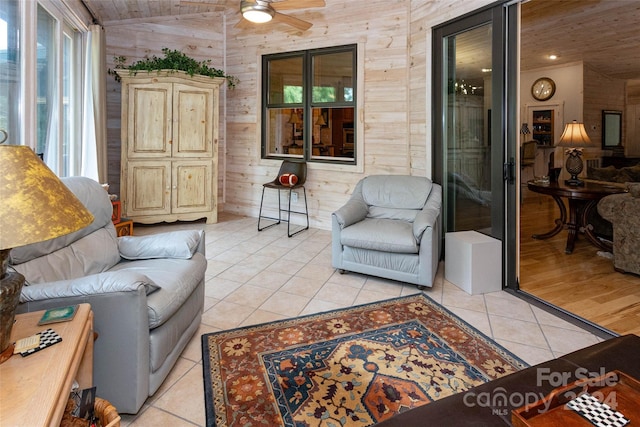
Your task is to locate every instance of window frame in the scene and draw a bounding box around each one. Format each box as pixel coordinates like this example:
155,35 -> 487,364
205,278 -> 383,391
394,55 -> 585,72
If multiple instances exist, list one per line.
261,44 -> 358,165
10,0 -> 86,177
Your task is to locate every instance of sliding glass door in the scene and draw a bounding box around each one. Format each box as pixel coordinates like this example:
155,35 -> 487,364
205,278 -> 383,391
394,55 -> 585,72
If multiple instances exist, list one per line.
433,3 -> 519,287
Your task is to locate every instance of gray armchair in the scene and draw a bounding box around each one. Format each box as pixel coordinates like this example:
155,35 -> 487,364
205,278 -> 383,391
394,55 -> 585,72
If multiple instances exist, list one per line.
332,175 -> 442,288
11,177 -> 206,414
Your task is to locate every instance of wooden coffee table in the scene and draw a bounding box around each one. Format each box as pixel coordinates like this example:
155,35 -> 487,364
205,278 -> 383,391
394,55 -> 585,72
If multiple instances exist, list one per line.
0,304 -> 94,427
526,180 -> 626,253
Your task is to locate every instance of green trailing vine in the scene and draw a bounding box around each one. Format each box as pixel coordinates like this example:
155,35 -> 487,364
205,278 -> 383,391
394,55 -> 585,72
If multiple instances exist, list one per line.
110,48 -> 238,89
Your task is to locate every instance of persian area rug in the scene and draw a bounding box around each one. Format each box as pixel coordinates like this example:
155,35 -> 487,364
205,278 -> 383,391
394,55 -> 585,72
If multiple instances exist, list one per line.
202,293 -> 528,427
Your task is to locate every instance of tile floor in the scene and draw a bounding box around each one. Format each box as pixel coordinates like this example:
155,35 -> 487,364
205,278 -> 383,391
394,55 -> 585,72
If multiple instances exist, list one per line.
120,213 -> 604,426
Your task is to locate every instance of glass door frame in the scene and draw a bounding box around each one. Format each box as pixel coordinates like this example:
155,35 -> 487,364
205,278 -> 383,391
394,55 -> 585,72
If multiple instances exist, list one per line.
432,1 -> 517,288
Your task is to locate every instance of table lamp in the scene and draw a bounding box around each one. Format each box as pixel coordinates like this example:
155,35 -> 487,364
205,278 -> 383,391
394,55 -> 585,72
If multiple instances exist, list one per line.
288,109 -> 302,148
557,120 -> 593,186
0,139 -> 94,363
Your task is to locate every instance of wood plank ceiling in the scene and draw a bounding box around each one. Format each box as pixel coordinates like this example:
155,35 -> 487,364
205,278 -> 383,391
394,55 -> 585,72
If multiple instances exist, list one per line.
82,0 -> 640,81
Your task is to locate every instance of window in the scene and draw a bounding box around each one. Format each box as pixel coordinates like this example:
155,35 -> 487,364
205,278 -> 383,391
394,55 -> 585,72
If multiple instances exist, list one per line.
0,0 -> 20,146
262,44 -> 356,163
1,1 -> 84,176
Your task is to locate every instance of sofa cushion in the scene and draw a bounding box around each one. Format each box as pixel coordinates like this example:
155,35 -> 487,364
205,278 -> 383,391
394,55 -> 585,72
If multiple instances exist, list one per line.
109,252 -> 207,329
341,218 -> 418,253
362,175 -> 432,210
587,165 -> 618,182
118,230 -> 203,260
617,164 -> 640,182
12,227 -> 121,284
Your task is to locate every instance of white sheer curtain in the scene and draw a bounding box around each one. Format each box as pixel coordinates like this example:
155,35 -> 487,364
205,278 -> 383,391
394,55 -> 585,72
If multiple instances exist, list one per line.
81,24 -> 107,183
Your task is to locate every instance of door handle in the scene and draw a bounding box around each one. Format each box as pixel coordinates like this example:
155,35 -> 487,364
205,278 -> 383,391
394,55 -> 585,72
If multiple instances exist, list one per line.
503,158 -> 515,184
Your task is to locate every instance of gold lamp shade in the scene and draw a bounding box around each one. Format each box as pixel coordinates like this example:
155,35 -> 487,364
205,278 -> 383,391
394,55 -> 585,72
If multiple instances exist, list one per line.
0,143 -> 94,362
0,145 -> 94,250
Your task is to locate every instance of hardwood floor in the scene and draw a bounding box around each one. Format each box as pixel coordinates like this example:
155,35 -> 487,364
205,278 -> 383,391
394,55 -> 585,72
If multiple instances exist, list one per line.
519,186 -> 640,336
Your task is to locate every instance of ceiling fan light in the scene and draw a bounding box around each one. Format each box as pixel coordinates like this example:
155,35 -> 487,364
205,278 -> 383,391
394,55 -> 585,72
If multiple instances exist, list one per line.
241,1 -> 275,23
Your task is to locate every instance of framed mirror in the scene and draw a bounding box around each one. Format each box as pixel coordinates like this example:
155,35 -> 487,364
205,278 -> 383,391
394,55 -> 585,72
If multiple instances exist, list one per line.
602,110 -> 622,148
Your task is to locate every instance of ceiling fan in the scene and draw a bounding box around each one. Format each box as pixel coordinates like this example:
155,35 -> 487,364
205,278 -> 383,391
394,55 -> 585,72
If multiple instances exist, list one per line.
182,0 -> 325,31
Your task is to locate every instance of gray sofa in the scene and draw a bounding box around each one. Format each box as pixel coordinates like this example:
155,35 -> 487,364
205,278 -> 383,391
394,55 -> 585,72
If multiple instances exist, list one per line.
11,177 -> 206,414
332,175 -> 442,288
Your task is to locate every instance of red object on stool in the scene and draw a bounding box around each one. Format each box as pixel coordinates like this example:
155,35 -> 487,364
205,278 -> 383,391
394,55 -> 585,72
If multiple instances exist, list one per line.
279,173 -> 298,187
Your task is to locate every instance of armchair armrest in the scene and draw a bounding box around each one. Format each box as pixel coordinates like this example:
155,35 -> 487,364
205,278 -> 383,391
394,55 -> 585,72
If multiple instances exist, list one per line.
118,230 -> 204,260
19,270 -> 159,302
414,184 -> 442,241
333,199 -> 369,229
413,208 -> 439,242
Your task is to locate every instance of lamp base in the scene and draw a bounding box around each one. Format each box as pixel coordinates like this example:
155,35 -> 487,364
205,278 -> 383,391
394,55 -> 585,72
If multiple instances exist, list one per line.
1,248 -> 25,364
0,343 -> 14,364
565,176 -> 585,186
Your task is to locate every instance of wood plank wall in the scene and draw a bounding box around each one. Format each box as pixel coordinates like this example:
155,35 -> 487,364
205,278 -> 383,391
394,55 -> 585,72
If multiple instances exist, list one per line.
103,0 -> 493,229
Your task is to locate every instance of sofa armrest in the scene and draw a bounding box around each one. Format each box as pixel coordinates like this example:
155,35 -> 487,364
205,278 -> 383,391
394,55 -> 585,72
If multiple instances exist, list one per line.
17,269 -> 153,414
19,270 -> 158,302
118,230 -> 204,260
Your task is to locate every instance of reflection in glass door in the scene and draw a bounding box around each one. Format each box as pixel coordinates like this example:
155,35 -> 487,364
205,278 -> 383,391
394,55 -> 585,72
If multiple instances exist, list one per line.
443,23 -> 494,234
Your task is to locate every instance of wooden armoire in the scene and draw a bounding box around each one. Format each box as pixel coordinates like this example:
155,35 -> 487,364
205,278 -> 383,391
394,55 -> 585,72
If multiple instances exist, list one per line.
117,70 -> 224,224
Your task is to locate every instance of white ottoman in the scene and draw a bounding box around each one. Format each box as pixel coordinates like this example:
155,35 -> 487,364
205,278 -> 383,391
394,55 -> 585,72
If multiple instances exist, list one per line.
445,231 -> 502,295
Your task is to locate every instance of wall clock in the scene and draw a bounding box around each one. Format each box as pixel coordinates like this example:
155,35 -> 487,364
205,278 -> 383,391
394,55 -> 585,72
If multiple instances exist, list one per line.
531,77 -> 556,101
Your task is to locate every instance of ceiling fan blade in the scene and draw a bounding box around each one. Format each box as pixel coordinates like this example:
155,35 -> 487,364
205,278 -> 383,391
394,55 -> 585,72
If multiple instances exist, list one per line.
273,11 -> 313,31
271,0 -> 325,11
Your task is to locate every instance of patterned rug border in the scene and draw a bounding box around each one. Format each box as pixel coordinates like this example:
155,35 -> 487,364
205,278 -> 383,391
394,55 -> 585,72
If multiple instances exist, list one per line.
201,293 -> 529,427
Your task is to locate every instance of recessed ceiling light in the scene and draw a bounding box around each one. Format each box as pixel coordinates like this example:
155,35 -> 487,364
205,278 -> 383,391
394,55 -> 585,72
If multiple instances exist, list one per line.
481,68 -> 492,73
549,55 -> 558,60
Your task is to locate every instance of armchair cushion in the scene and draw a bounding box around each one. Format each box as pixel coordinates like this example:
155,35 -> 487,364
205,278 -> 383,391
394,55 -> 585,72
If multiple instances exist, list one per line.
341,218 -> 418,253
118,230 -> 203,260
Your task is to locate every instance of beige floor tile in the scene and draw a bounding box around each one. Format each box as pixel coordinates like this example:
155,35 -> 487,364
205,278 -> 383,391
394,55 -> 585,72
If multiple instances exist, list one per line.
441,283 -> 488,313
295,263 -> 337,282
246,270 -> 292,290
494,339 -> 555,366
127,406 -> 196,427
353,289 -> 402,306
204,277 -> 243,300
314,282 -> 360,306
280,275 -> 326,297
300,298 -> 347,315
540,323 -> 601,357
489,315 -> 549,348
485,293 -> 537,322
204,259 -> 233,277
531,305 -> 587,332
201,300 -> 256,330
216,263 -> 263,283
147,358 -> 197,405
326,270 -> 367,289
153,365 -> 206,426
239,309 -> 288,327
445,306 -> 493,337
361,277 -> 405,296
181,323 -> 220,362
265,257 -> 306,275
259,291 -> 311,317
224,284 -> 275,308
